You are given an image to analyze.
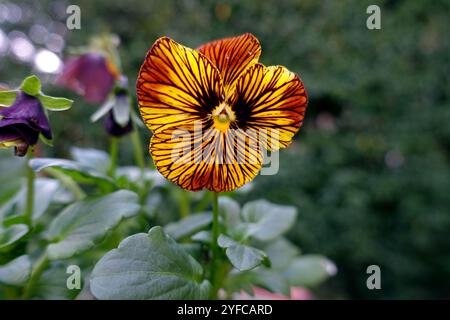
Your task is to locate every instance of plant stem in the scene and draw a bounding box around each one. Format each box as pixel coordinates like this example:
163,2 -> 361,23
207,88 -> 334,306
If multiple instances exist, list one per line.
210,191 -> 220,299
45,168 -> 86,200
21,252 -> 48,299
107,137 -> 119,177
23,149 -> 35,226
130,127 -> 145,174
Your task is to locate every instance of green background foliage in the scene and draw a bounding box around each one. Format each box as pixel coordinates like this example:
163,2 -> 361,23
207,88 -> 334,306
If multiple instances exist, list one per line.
0,0 -> 449,299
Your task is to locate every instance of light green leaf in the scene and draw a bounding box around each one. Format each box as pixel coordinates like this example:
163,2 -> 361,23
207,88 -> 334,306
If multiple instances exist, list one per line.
283,255 -> 337,287
0,224 -> 29,252
253,269 -> 290,296
218,234 -> 270,271
70,147 -> 110,175
0,90 -> 18,106
218,197 -> 241,229
46,190 -> 140,260
90,226 -> 211,299
0,255 -> 31,286
29,158 -> 116,190
0,178 -> 60,222
165,212 -> 212,240
263,238 -> 300,270
38,94 -> 73,111
242,200 -> 297,241
31,261 -> 81,299
20,75 -> 41,96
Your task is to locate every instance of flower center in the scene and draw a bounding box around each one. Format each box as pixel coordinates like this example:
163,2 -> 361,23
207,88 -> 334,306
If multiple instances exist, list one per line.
212,102 -> 235,132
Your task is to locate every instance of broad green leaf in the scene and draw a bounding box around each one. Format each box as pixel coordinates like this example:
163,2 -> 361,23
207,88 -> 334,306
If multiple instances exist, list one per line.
90,226 -> 211,299
165,212 -> 212,240
31,261 -> 81,299
0,178 -> 60,222
46,190 -> 140,260
38,94 -> 73,111
0,90 -> 18,106
29,158 -> 115,190
20,75 -> 41,96
242,200 -> 297,241
191,230 -> 211,244
70,147 -> 110,175
218,197 -> 241,229
218,234 -> 270,271
263,238 -> 300,270
0,150 -> 24,207
283,255 -> 337,287
0,224 -> 29,252
253,269 -> 290,296
0,255 -> 31,286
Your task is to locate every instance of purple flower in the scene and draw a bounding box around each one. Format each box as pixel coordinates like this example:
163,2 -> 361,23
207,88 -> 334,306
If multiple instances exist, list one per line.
0,92 -> 52,156
103,92 -> 133,137
56,53 -> 119,103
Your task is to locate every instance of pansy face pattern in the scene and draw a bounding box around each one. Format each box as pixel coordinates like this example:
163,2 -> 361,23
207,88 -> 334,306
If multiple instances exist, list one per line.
137,33 -> 307,192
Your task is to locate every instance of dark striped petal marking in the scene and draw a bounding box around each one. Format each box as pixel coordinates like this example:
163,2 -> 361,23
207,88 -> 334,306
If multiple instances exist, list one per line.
137,37 -> 224,134
150,126 -> 263,192
231,64 -> 307,151
197,33 -> 261,96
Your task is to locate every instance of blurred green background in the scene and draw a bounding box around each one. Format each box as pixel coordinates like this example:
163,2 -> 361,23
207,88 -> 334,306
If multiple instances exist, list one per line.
1,0 -> 449,299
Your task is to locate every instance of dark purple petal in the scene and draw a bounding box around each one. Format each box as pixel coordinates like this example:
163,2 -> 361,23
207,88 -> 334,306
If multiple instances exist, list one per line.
56,53 -> 117,103
104,110 -> 133,137
0,92 -> 52,140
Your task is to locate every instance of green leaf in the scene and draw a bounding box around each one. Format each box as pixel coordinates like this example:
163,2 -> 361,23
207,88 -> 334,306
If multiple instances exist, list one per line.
218,197 -> 241,229
218,234 -> 270,271
0,255 -> 31,286
20,75 -> 41,96
263,238 -> 300,270
241,200 -> 297,241
90,226 -> 211,299
0,90 -> 18,106
29,158 -> 116,191
252,269 -> 290,296
38,94 -> 73,111
46,190 -> 140,260
70,147 -> 110,175
0,224 -> 29,252
0,150 -> 24,207
283,255 -> 337,287
164,212 -> 212,240
0,178 -> 60,222
39,132 -> 53,146
31,261 -> 81,299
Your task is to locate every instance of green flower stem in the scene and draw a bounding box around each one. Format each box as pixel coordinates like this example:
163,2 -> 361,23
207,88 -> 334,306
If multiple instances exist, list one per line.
130,128 -> 145,174
210,191 -> 220,299
21,252 -> 48,299
23,149 -> 35,226
45,168 -> 86,200
107,137 -> 119,177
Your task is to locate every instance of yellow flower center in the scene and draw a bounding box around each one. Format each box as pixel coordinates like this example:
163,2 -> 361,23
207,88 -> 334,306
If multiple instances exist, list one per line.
212,102 -> 235,132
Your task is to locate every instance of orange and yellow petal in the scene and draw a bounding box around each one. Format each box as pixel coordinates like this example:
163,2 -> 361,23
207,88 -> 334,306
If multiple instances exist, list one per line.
150,127 -> 263,192
230,64 -> 307,151
137,37 -> 224,134
197,33 -> 261,96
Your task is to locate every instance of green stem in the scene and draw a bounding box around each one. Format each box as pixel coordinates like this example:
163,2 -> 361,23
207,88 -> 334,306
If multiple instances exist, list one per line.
210,192 -> 220,299
130,127 -> 145,174
107,137 -> 119,177
45,168 -> 86,200
23,149 -> 35,226
21,252 -> 48,299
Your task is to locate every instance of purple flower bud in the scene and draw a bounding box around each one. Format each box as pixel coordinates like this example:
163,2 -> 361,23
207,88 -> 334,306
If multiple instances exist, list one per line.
0,92 -> 52,156
57,53 -> 119,103
104,109 -> 133,137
